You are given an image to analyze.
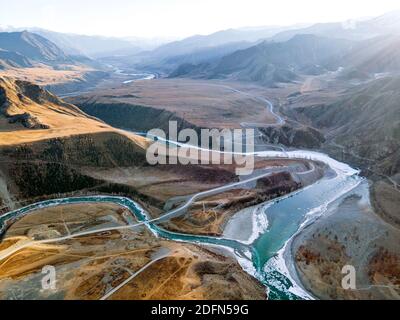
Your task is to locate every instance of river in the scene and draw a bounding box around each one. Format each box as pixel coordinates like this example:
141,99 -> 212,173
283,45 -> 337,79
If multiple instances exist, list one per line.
0,73 -> 366,299
0,140 -> 363,300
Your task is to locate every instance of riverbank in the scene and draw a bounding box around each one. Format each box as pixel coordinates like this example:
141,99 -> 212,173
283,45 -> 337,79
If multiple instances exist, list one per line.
0,132 -> 370,300
0,201 -> 266,300
292,181 -> 400,299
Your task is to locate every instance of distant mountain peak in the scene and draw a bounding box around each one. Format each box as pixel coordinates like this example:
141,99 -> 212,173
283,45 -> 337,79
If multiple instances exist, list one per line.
0,30 -> 68,64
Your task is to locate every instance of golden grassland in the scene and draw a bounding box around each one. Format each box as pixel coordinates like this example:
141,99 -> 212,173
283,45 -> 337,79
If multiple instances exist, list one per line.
0,76 -> 150,148
74,78 -> 278,128
0,203 -> 266,300
0,65 -> 91,86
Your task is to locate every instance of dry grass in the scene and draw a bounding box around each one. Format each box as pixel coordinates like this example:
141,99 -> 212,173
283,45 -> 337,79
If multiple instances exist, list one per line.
0,76 -> 149,147
0,65 -> 91,86
0,202 -> 266,300
79,78 -> 278,128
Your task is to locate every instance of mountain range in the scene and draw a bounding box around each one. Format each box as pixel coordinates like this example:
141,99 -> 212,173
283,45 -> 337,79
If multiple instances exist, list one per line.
136,10 -> 400,76
329,35 -> 400,79
269,10 -> 400,42
0,26 -> 171,58
170,34 -> 354,85
0,31 -> 70,69
296,75 -> 400,176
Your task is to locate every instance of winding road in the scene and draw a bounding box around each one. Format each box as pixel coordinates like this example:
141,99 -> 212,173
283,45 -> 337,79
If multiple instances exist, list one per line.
210,84 -> 285,127
0,162 -> 317,262
0,145 -> 354,264
0,78 -> 363,299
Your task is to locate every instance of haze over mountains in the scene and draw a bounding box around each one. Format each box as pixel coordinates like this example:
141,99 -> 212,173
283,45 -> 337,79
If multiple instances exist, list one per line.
0,26 -> 171,58
295,75 -> 400,176
95,10 -> 399,81
165,11 -> 400,84
170,35 -> 354,85
269,10 -> 400,42
329,35 -> 400,79
2,10 -> 400,73
0,30 -> 109,94
0,31 -> 69,69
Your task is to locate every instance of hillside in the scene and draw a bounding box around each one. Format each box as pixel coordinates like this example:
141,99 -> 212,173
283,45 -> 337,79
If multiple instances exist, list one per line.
117,25 -> 307,74
0,77 -> 153,211
329,35 -> 400,79
171,35 -> 353,86
270,10 -> 400,42
139,25 -> 298,62
0,76 -> 147,147
0,78 -> 252,229
297,76 -> 400,176
0,31 -> 68,65
0,49 -> 32,69
0,31 -> 109,94
138,41 -> 254,74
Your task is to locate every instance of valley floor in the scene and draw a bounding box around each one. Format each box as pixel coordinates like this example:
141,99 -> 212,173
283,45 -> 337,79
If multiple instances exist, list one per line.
0,71 -> 399,300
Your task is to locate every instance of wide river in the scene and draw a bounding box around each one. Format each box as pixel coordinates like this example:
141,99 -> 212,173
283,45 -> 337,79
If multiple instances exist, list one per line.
0,137 -> 363,300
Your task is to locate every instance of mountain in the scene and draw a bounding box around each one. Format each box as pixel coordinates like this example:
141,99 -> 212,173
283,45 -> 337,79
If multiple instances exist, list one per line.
0,76 -> 99,131
0,76 -> 152,211
171,34 -> 354,86
148,27 -> 286,58
0,31 -> 108,94
138,41 -> 254,74
297,76 -> 400,176
0,26 -> 164,58
0,49 -> 32,69
0,31 -> 68,64
129,24 -> 306,69
0,76 -> 150,150
329,35 -> 400,79
270,10 -> 400,42
31,29 -> 144,58
363,10 -> 400,34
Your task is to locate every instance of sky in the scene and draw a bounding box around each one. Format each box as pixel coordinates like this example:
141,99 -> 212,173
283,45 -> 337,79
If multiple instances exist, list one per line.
1,0 -> 400,39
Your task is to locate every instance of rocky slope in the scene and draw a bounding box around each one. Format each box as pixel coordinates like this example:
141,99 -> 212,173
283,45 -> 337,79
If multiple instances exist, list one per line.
0,76 -> 99,131
297,76 -> 400,177
76,101 -> 199,134
0,77 -> 152,210
260,124 -> 325,149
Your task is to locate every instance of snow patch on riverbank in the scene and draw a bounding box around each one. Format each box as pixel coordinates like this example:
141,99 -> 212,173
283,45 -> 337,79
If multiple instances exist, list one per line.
223,204 -> 270,245
256,150 -> 359,177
